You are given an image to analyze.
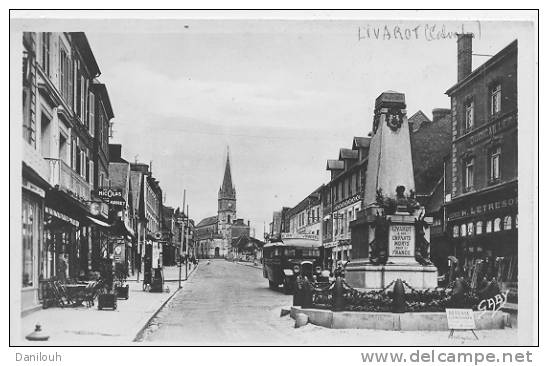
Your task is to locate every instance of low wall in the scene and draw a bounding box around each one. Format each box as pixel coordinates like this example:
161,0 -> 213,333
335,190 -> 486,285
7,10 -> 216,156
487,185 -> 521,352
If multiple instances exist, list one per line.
290,307 -> 509,331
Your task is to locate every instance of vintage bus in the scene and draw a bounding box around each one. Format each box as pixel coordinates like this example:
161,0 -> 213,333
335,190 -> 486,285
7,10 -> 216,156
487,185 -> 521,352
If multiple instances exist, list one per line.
262,233 -> 323,294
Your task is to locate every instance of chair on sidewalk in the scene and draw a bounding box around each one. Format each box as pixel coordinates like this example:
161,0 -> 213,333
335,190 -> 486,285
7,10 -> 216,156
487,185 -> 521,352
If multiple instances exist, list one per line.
83,280 -> 105,307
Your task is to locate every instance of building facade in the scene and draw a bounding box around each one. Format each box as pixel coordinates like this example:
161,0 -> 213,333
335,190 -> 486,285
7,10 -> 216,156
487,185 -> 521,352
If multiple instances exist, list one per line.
21,32 -> 112,313
444,36 -> 518,292
324,138 -> 371,263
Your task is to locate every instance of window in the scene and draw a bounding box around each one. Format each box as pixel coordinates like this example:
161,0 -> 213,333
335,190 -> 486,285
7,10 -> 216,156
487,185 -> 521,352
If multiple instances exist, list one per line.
340,181 -> 345,200
490,84 -> 502,115
489,146 -> 501,181
89,160 -> 94,187
460,224 -> 467,237
59,46 -> 72,105
493,218 -> 501,232
40,32 -> 50,76
464,158 -> 474,191
22,196 -> 37,287
515,214 -> 518,229
452,225 -> 459,238
476,221 -> 483,235
464,100 -> 474,132
467,222 -> 474,236
40,113 -> 51,158
503,216 -> 512,230
348,176 -> 353,196
88,92 -> 95,137
356,170 -> 360,192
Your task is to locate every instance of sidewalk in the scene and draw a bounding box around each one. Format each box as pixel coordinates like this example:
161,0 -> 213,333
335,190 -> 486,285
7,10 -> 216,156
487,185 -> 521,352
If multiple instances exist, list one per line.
19,264 -> 199,345
127,263 -> 198,282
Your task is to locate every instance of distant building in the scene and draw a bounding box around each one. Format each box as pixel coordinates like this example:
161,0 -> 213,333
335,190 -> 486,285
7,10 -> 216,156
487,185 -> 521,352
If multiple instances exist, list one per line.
195,149 -> 250,258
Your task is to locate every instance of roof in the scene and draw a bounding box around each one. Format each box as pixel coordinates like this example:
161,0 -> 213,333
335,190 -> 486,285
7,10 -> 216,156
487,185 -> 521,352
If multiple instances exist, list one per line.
446,39 -> 517,95
410,110 -> 452,195
219,150 -> 235,196
326,160 -> 345,170
71,32 -> 100,77
408,110 -> 431,132
92,83 -> 114,120
288,186 -> 322,217
196,216 -> 218,228
352,136 -> 371,149
339,148 -> 358,160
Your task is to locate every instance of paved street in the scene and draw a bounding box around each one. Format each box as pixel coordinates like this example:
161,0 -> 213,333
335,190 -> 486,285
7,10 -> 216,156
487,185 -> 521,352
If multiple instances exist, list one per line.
139,260 -> 518,346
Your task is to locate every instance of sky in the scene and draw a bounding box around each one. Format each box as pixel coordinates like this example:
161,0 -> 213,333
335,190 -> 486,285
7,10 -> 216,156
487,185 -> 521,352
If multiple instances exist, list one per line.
84,19 -> 529,239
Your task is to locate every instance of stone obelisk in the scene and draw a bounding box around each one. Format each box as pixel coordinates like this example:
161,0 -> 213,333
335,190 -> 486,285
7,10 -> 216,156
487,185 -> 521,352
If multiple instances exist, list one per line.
346,91 -> 437,290
363,91 -> 415,207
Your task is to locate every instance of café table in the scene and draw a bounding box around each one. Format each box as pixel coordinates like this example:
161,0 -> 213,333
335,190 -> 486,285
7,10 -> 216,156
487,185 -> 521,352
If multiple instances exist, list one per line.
63,284 -> 88,306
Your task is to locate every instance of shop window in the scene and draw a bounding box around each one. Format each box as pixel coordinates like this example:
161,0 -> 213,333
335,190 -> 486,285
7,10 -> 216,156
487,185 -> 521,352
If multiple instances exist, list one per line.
460,223 -> 467,237
493,218 -> 501,232
476,221 -> 483,235
503,216 -> 512,230
486,220 -> 493,233
452,225 -> 459,238
515,214 -> 518,229
467,222 -> 474,236
22,196 -> 37,287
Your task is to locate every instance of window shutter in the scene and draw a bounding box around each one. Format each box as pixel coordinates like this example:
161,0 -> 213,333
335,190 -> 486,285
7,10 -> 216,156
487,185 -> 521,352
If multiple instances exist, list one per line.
80,75 -> 85,121
89,160 -> 94,187
89,92 -> 95,137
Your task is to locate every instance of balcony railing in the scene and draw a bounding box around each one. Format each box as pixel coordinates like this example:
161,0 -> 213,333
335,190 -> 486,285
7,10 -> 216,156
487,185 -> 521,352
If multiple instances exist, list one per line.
45,158 -> 91,202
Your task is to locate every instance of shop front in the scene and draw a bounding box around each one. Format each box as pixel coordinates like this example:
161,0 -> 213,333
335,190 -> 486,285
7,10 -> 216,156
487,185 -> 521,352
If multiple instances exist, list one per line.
21,174 -> 48,314
446,183 -> 518,297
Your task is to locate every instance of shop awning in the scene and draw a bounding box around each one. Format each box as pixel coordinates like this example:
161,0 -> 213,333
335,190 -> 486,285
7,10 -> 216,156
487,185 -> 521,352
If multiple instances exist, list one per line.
86,215 -> 112,228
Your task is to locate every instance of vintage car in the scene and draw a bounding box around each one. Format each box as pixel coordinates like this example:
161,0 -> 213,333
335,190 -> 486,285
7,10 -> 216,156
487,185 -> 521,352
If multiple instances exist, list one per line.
262,234 -> 323,294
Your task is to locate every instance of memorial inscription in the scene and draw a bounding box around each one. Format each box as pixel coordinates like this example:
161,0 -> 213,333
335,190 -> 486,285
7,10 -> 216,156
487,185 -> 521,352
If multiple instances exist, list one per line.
389,224 -> 415,257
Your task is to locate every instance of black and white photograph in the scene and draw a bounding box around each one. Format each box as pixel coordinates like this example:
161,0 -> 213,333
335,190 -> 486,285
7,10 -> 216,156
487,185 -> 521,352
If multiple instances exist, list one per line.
9,9 -> 538,352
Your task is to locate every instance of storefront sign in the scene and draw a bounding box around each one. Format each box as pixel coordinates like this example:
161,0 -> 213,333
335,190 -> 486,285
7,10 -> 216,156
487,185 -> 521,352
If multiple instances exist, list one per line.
447,197 -> 517,221
22,178 -> 45,198
334,193 -> 362,211
45,207 -> 79,227
281,233 -> 319,241
389,224 -> 415,257
96,188 -> 125,204
446,308 -> 476,330
466,114 -> 516,148
112,239 -> 126,263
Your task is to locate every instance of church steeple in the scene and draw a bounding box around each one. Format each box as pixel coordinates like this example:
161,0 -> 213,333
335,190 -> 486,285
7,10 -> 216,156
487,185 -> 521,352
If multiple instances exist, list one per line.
220,147 -> 234,196
218,146 -> 236,230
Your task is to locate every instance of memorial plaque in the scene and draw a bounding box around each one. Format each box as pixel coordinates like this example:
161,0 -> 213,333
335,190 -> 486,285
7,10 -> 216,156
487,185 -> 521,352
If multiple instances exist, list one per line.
389,224 -> 415,257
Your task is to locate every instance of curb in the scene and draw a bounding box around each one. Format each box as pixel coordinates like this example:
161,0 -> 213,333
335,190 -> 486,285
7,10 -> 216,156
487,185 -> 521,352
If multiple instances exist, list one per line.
132,264 -> 199,342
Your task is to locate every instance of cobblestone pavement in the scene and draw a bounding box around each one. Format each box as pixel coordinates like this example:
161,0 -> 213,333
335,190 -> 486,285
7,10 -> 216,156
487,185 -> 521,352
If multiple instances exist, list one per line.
140,260 -> 518,346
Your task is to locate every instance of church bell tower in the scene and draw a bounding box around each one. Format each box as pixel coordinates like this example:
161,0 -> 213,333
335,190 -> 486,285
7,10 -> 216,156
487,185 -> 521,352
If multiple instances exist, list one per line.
218,147 -> 236,237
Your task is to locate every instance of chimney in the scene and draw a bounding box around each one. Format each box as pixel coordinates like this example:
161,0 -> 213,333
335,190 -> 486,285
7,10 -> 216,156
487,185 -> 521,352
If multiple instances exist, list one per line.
108,144 -> 122,161
432,108 -> 451,123
457,33 -> 474,82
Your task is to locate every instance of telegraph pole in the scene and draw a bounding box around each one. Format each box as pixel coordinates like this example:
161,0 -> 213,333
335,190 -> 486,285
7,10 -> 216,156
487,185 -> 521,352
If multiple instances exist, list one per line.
179,189 -> 186,289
